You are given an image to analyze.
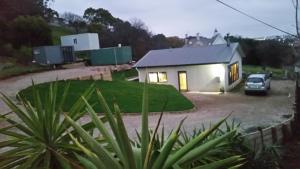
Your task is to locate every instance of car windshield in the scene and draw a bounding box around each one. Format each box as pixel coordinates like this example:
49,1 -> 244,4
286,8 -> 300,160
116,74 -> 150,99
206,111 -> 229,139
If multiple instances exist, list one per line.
247,77 -> 263,83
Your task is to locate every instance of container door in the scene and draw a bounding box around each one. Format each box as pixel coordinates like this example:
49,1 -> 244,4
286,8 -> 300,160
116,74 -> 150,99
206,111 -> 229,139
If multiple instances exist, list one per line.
62,47 -> 75,63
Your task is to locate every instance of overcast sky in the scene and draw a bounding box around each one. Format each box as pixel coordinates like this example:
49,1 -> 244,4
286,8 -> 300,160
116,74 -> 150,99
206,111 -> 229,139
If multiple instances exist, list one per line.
50,0 -> 297,38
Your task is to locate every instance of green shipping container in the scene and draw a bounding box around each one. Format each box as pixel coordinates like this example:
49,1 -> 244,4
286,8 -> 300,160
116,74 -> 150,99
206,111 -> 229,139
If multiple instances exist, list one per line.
90,46 -> 132,65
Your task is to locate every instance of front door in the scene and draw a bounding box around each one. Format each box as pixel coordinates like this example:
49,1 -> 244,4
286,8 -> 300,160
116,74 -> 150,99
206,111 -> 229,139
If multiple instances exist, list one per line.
178,71 -> 188,91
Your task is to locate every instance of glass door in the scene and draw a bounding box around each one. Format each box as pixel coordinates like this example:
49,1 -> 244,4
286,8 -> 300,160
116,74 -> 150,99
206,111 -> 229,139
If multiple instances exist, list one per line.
178,71 -> 188,91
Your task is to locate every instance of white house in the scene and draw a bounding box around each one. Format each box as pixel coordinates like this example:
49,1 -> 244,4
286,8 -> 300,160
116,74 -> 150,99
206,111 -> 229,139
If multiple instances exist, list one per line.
134,42 -> 245,92
60,33 -> 100,51
184,29 -> 227,47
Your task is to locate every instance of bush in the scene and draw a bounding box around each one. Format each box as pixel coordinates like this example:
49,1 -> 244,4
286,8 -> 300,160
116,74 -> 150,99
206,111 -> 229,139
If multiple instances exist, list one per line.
15,46 -> 33,64
9,16 -> 52,48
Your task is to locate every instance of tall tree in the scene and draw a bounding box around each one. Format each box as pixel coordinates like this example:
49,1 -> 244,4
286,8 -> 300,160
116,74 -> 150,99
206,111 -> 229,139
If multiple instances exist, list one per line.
83,8 -> 116,26
61,12 -> 86,33
150,34 -> 170,49
0,0 -> 56,21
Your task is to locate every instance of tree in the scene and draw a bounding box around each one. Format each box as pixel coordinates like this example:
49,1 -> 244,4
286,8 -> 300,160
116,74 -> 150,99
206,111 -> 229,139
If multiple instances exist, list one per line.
61,12 -> 86,33
150,34 -> 170,49
84,7 -> 117,26
0,0 -> 56,21
9,16 -> 52,48
167,36 -> 184,48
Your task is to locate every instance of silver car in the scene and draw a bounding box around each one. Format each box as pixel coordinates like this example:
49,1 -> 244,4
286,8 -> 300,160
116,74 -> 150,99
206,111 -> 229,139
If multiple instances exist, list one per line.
244,74 -> 271,94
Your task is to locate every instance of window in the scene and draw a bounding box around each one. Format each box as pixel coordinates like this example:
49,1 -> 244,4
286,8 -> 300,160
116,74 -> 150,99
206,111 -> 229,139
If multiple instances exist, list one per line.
148,72 -> 167,83
228,63 -> 239,84
73,38 -> 77,44
149,72 -> 158,83
158,72 -> 167,82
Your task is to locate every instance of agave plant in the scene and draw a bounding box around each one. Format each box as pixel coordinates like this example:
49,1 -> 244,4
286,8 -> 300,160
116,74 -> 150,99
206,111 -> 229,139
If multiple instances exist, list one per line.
66,83 -> 246,169
0,81 -> 97,169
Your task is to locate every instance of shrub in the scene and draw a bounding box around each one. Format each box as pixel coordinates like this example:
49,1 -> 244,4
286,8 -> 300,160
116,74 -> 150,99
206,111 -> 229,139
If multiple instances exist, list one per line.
0,82 -> 96,168
9,16 -> 52,48
15,46 -> 33,64
65,84 -> 246,169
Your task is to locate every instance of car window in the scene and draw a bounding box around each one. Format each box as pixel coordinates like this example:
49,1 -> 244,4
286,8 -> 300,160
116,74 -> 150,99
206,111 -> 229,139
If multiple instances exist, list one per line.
247,77 -> 263,83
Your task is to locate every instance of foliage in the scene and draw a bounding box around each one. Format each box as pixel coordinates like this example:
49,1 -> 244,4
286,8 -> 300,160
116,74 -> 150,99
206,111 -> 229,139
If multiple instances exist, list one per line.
150,34 -> 170,50
83,7 -> 117,25
0,81 -> 97,168
50,25 -> 75,45
112,69 -> 138,81
19,80 -> 194,113
0,0 -> 57,22
61,12 -> 86,33
228,36 -> 296,68
167,36 -> 185,48
0,0 -> 44,21
9,16 -> 52,48
16,46 -> 33,64
65,83 -> 245,169
243,65 -> 285,79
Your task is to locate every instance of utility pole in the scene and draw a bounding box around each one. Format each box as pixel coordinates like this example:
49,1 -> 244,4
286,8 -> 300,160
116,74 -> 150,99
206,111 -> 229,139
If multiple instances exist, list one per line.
296,0 -> 300,37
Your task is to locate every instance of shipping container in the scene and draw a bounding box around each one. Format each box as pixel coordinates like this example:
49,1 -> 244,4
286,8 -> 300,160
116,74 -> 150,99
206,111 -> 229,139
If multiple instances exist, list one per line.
89,46 -> 132,65
33,46 -> 75,65
61,33 -> 100,51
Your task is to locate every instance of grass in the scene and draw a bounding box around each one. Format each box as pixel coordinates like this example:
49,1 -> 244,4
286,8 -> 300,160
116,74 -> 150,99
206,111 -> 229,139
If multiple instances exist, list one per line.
0,60 -> 49,79
19,80 -> 194,113
50,25 -> 74,45
243,65 -> 285,79
112,69 -> 138,81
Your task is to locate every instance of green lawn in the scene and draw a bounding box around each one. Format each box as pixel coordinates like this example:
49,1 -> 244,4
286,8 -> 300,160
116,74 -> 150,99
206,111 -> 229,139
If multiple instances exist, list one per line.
243,65 -> 285,79
19,80 -> 194,113
112,69 -> 138,81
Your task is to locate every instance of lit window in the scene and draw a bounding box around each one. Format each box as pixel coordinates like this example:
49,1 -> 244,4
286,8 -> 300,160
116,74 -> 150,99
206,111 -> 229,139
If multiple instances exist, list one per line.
148,72 -> 168,83
149,72 -> 158,83
228,63 -> 239,84
158,72 -> 167,82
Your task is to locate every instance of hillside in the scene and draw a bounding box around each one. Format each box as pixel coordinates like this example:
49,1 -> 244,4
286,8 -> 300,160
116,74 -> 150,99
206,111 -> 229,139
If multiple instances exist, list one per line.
50,25 -> 75,45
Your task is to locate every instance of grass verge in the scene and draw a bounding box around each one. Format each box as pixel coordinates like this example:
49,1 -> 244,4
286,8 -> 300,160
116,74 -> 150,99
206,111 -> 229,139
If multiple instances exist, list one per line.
0,64 -> 49,79
243,65 -> 285,79
19,80 -> 194,113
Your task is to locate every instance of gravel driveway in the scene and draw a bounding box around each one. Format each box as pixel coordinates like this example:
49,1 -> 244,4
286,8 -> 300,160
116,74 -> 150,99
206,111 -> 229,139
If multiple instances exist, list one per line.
0,68 -> 295,138
0,67 -> 107,114
120,80 -> 295,137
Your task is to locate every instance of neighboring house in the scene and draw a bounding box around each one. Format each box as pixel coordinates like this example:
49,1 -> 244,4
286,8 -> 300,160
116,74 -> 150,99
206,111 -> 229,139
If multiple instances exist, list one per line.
184,29 -> 227,47
134,42 -> 245,92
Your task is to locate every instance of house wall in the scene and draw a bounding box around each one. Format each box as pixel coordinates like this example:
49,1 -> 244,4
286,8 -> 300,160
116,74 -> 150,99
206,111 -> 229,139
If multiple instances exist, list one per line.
137,63 -> 227,92
60,33 -> 100,51
224,51 -> 243,91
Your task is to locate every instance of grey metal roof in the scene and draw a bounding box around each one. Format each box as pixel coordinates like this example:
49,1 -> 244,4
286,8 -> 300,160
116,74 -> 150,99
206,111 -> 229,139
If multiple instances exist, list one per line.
134,43 -> 242,68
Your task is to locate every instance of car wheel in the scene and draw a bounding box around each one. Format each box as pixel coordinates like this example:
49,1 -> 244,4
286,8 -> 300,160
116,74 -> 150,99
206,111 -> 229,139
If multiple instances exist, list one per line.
245,91 -> 248,95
